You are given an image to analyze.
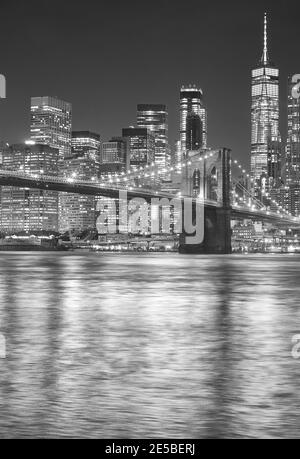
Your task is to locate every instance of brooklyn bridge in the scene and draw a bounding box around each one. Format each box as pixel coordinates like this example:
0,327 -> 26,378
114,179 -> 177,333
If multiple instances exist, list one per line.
0,148 -> 298,254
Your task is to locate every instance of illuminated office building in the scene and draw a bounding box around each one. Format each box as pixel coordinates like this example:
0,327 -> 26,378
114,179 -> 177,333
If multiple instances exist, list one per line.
137,104 -> 169,169
58,132 -> 101,233
186,113 -> 203,151
284,76 -> 300,216
122,127 -> 155,167
0,143 -> 59,233
180,85 -> 207,155
72,131 -> 101,160
97,138 -> 131,237
286,76 -> 300,185
0,141 -> 7,166
101,137 -> 129,171
174,140 -> 182,164
267,139 -> 282,186
30,96 -> 72,160
251,14 -> 280,182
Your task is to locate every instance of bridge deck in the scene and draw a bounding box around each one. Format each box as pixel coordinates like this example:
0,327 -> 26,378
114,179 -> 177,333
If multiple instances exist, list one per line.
0,170 -> 299,226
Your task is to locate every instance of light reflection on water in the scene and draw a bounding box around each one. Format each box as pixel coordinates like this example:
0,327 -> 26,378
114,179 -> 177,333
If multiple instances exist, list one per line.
0,253 -> 300,438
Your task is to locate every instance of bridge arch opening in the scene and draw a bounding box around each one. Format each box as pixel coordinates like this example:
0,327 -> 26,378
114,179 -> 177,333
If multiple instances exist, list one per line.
207,166 -> 219,202
192,169 -> 201,197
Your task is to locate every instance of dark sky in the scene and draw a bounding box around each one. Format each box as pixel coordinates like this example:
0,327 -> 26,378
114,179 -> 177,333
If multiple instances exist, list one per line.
0,0 -> 299,166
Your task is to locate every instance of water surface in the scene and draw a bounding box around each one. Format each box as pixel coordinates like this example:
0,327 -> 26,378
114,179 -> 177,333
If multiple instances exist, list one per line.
0,253 -> 300,439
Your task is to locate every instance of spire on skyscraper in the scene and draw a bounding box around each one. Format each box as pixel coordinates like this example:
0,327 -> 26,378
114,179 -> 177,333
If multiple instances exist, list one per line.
261,12 -> 269,65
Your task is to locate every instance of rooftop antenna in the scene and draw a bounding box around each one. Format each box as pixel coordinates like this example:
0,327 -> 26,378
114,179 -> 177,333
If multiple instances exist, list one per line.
261,12 -> 269,65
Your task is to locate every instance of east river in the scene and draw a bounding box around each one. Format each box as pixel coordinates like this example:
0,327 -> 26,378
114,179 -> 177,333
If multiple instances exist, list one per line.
0,253 -> 300,438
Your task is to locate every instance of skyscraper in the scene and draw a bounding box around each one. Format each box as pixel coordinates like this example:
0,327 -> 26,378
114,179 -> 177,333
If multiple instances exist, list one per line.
0,143 -> 59,233
286,76 -> 300,186
180,85 -> 207,157
137,104 -> 169,170
58,131 -> 101,233
285,76 -> 300,216
251,14 -> 280,182
186,113 -> 203,151
72,131 -> 101,160
101,137 -> 129,171
122,127 -> 155,168
30,96 -> 72,160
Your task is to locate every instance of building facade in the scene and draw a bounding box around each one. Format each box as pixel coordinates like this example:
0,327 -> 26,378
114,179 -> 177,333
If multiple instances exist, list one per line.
122,127 -> 155,168
58,131 -> 101,233
72,131 -> 101,160
180,85 -> 207,156
285,75 -> 300,216
0,143 -> 59,233
186,113 -> 203,151
137,104 -> 169,170
251,14 -> 280,182
101,137 -> 129,171
30,96 -> 72,160
286,76 -> 300,186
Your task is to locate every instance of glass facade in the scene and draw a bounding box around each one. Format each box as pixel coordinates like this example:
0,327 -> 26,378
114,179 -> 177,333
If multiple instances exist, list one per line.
0,143 -> 59,233
180,85 -> 207,157
58,131 -> 101,233
72,131 -> 101,160
251,15 -> 280,182
31,96 -> 72,160
101,137 -> 129,170
267,139 -> 282,185
122,128 -> 155,167
186,113 -> 203,151
137,104 -> 169,170
286,76 -> 300,186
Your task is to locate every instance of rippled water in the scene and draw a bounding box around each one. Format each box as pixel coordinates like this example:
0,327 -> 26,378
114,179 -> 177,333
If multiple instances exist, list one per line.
0,253 -> 300,438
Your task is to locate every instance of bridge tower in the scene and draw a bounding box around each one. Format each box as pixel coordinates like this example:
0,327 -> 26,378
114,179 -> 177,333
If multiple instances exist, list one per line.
179,148 -> 232,254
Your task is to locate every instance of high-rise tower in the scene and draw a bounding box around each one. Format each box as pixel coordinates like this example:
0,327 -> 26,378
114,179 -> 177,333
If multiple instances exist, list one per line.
180,85 -> 207,158
137,104 -> 169,170
31,96 -> 72,160
286,76 -> 300,185
251,14 -> 280,182
285,76 -> 300,216
186,113 -> 203,151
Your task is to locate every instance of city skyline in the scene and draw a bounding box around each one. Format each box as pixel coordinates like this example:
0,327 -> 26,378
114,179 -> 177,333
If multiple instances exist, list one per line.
0,0 -> 300,167
2,1 -> 300,443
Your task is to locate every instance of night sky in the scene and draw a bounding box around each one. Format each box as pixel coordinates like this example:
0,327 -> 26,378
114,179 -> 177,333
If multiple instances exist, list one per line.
0,0 -> 299,166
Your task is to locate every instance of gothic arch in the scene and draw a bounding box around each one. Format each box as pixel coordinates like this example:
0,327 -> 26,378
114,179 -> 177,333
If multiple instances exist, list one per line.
207,166 -> 219,201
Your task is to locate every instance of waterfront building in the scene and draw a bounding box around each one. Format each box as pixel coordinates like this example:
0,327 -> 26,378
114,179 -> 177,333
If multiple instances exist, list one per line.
72,131 -> 101,160
30,96 -> 72,160
58,132 -> 101,233
122,127 -> 155,167
180,85 -> 207,155
0,143 -> 59,233
137,104 -> 169,170
174,140 -> 182,164
251,14 -> 280,182
267,138 -> 282,185
186,112 -> 203,151
286,76 -> 300,186
101,137 -> 129,171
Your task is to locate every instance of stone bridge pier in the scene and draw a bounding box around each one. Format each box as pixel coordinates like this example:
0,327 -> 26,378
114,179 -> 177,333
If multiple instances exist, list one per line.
179,148 -> 232,254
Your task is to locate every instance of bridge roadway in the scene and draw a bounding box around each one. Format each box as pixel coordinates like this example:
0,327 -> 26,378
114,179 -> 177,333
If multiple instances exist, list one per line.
0,169 -> 299,227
